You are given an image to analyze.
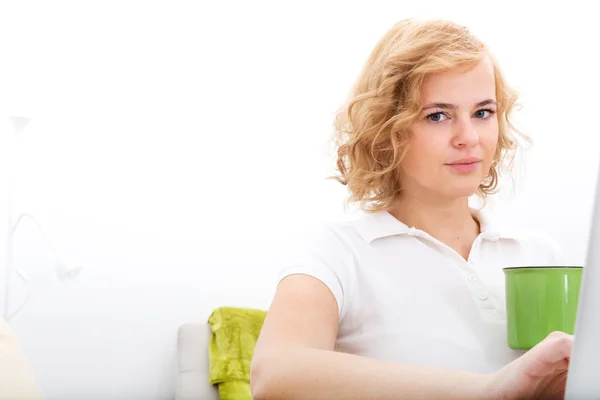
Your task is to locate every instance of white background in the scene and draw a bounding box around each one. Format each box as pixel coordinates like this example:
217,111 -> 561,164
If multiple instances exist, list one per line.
0,1 -> 598,399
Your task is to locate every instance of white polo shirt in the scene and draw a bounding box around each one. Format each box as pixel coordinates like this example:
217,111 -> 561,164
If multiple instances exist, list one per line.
278,209 -> 565,373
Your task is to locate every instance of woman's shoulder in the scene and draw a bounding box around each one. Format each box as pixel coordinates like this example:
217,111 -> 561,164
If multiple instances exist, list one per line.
508,228 -> 564,257
297,212 -> 378,248
277,216 -> 362,268
478,208 -> 566,265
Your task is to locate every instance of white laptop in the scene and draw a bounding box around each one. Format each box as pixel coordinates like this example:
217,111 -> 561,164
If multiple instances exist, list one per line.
565,171 -> 600,399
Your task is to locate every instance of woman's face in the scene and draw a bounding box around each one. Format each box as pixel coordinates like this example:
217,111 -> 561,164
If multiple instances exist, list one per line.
398,56 -> 499,201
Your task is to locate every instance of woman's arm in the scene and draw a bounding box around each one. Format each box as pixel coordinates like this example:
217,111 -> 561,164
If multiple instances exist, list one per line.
250,274 -> 490,400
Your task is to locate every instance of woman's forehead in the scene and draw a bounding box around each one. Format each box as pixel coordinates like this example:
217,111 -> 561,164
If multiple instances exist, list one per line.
420,58 -> 496,107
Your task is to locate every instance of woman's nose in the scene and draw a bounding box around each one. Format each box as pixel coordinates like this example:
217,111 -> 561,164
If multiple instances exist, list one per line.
452,118 -> 479,148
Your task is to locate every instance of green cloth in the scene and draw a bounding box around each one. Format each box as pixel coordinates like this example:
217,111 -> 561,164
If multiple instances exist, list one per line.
207,307 -> 267,400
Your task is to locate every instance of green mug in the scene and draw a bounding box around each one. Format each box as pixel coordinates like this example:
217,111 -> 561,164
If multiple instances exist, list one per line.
503,266 -> 583,350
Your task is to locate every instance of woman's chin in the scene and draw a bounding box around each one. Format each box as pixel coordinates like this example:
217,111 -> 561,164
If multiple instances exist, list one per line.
444,185 -> 480,199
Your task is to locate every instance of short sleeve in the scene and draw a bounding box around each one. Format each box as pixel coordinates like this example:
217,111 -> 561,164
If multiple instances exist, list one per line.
277,222 -> 354,320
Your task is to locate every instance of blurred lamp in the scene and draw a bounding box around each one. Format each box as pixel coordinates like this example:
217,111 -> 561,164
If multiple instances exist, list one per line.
3,117 -> 83,321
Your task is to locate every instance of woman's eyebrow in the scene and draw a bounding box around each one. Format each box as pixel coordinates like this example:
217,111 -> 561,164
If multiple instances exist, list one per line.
422,99 -> 497,110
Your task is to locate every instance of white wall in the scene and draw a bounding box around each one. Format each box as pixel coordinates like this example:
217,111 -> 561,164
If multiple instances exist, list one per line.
1,1 -> 598,399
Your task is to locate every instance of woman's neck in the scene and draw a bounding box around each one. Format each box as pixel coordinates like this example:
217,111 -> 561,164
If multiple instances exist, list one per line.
388,194 -> 480,260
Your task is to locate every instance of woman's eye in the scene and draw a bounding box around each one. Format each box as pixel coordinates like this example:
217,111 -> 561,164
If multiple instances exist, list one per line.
474,109 -> 495,119
427,112 -> 447,122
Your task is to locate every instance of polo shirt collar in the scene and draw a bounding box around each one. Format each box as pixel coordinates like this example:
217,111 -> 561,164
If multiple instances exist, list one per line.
354,208 -> 518,244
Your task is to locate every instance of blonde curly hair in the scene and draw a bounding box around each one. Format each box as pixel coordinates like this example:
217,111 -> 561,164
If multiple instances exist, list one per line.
331,18 -> 528,212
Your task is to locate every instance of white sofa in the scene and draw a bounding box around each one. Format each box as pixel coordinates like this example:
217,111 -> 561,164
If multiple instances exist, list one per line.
2,320 -> 247,400
176,323 -> 219,400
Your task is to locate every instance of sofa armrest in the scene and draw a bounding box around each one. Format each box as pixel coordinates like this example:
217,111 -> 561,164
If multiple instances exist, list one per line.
176,323 -> 219,400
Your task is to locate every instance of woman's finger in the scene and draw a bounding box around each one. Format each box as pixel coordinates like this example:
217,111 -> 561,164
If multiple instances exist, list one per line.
522,332 -> 573,379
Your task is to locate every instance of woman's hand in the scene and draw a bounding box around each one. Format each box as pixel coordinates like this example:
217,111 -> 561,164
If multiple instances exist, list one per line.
486,331 -> 573,399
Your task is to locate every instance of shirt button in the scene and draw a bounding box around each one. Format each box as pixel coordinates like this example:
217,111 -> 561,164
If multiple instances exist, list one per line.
478,292 -> 488,301
468,274 -> 478,282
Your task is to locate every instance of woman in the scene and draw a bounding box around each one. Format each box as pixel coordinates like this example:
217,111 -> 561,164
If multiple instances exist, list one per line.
251,18 -> 571,399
